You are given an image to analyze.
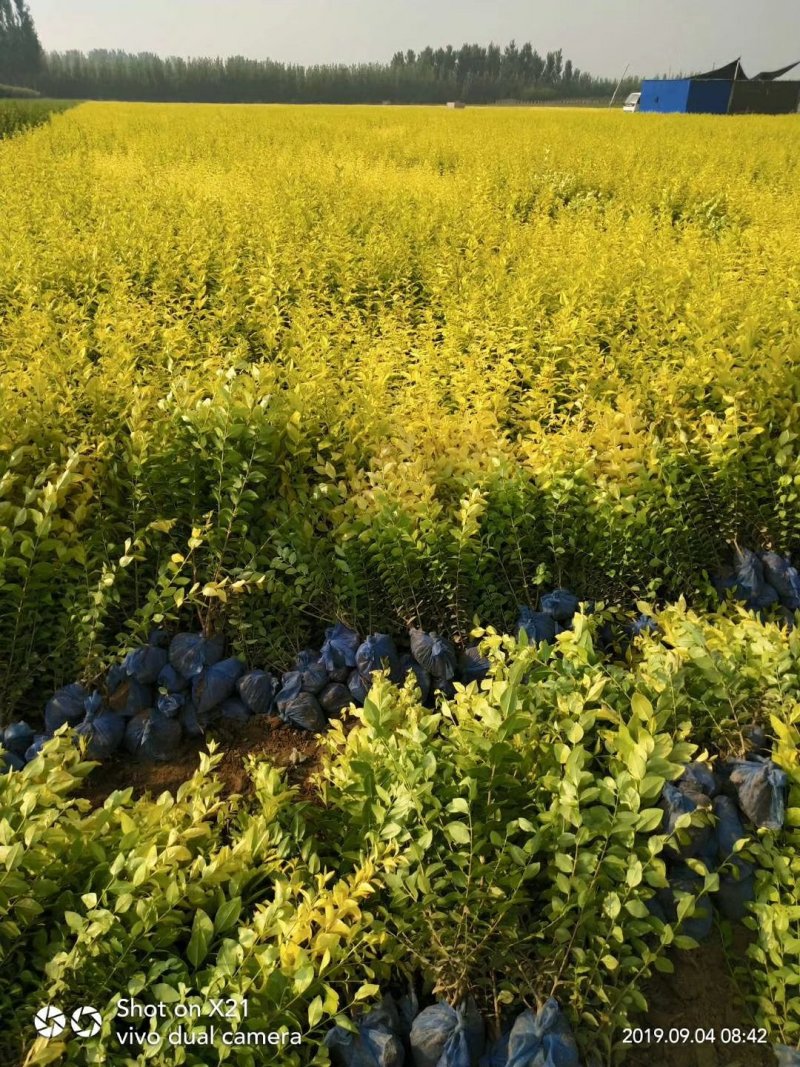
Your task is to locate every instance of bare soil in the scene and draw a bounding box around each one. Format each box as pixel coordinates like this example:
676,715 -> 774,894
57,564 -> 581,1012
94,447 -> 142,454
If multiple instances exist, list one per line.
624,928 -> 774,1067
80,715 -> 326,808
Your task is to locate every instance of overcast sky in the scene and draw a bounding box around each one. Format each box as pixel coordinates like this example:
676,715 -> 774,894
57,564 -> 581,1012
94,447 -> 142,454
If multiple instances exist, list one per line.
27,0 -> 800,80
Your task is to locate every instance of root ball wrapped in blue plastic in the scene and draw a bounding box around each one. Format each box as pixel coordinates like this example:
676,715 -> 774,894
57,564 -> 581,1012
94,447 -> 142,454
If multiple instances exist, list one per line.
108,678 -> 153,719
45,683 -> 89,734
410,629 -> 457,681
713,796 -> 755,921
491,999 -> 580,1067
24,734 -> 49,762
761,551 -> 800,610
125,709 -> 183,761
541,589 -> 580,623
157,663 -> 188,693
193,658 -> 245,716
276,672 -> 303,716
3,721 -> 34,758
734,547 -> 764,597
348,670 -> 368,706
357,634 -> 403,684
1,751 -> 25,774
280,692 -> 328,733
157,691 -> 185,718
458,647 -> 490,686
148,628 -> 170,649
169,632 -> 224,680
400,654 -> 431,701
324,997 -> 405,1067
319,682 -> 352,717
516,608 -> 557,645
725,759 -> 787,831
321,623 -> 361,672
410,999 -> 485,1067
237,670 -> 277,716
76,709 -> 126,760
180,701 -> 204,738
656,867 -> 714,942
677,762 -> 719,798
220,698 -> 251,724
659,784 -> 716,862
300,661 -> 329,695
123,645 -> 168,685
627,614 -> 660,638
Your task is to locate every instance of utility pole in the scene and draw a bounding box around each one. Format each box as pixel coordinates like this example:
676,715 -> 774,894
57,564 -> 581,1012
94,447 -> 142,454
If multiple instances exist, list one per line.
609,63 -> 630,107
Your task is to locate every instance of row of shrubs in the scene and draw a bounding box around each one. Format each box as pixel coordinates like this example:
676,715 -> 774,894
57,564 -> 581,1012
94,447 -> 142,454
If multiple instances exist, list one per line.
3,546 -> 799,775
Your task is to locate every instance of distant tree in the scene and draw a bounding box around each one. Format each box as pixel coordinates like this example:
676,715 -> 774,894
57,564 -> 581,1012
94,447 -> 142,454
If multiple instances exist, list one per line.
0,0 -> 43,85
31,38 -> 635,105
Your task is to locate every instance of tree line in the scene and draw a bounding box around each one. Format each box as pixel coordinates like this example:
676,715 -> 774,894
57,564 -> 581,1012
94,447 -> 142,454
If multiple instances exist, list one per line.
0,2 -> 638,104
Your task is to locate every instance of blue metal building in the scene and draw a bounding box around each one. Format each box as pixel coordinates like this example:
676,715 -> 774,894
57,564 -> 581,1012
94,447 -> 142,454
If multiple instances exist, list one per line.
639,58 -> 800,115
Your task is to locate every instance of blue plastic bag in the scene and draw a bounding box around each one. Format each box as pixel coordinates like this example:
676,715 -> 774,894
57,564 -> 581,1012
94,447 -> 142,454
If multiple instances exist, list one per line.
193,658 -> 245,716
357,635 -> 403,684
76,710 -> 126,759
348,670 -> 369,706
410,1000 -> 485,1067
180,701 -> 204,738
169,632 -> 225,679
677,762 -> 718,798
400,654 -> 432,701
321,623 -> 361,672
220,698 -> 251,723
3,721 -> 34,758
725,760 -> 787,831
124,645 -> 168,685
276,672 -> 303,716
459,647 -> 490,686
502,999 -> 580,1067
541,590 -> 579,623
516,609 -> 557,645
24,734 -> 49,762
659,784 -> 716,862
157,663 -> 188,693
325,996 -> 405,1067
319,682 -> 352,717
627,615 -> 660,638
713,796 -> 755,921
478,1031 -> 509,1067
157,691 -> 185,718
1,751 -> 25,774
761,551 -> 800,610
125,710 -> 183,761
238,670 -> 277,716
410,629 -> 457,681
44,684 -> 88,734
658,865 -> 714,942
300,661 -> 329,695
280,692 -> 328,733
108,677 -> 153,719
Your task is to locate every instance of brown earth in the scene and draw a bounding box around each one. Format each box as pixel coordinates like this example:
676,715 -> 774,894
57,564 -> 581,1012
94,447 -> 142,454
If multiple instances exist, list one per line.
80,715 -> 327,808
623,928 -> 775,1067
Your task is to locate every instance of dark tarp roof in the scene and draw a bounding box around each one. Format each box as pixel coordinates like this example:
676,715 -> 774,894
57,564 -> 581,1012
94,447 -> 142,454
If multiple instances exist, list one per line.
752,60 -> 800,81
694,58 -> 747,81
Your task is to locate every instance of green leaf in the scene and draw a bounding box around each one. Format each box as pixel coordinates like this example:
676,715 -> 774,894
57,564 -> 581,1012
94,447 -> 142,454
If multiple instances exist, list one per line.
308,995 -> 324,1028
445,821 -> 470,844
187,908 -> 214,969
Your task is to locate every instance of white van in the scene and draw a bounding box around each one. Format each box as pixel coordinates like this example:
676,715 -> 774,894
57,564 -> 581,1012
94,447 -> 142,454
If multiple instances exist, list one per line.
623,92 -> 641,113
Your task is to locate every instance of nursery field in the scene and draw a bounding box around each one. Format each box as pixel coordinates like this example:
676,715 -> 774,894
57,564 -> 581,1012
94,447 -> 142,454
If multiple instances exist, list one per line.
1,103 -> 800,1066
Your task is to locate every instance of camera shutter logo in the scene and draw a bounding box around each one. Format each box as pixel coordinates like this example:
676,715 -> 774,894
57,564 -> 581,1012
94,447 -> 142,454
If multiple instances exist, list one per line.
33,1006 -> 67,1038
71,1006 -> 103,1038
